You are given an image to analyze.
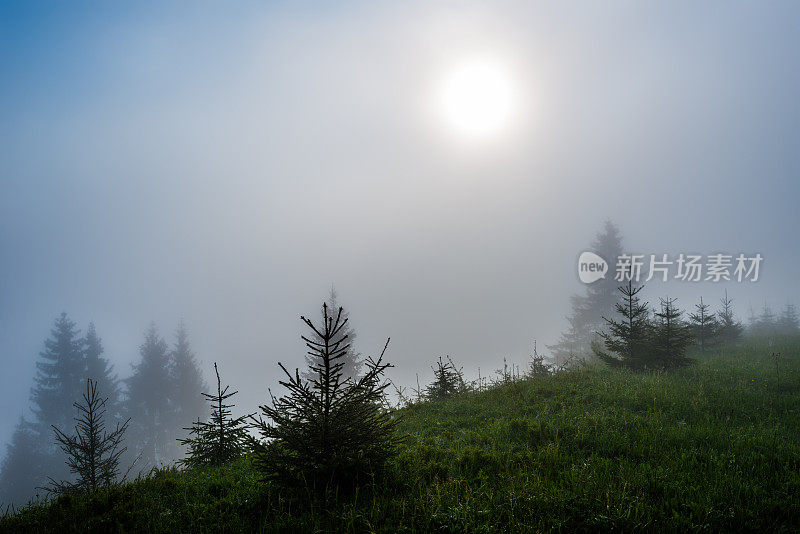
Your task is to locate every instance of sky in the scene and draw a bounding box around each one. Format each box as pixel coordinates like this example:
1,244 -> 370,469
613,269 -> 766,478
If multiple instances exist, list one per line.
2,1 -> 800,450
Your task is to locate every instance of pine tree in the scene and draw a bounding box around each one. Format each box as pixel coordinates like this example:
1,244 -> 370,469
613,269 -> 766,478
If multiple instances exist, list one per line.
84,323 -> 122,422
426,356 -> 464,399
251,304 -> 398,492
592,277 -> 651,369
746,304 -> 758,335
31,313 -> 86,441
178,363 -> 250,468
27,313 -> 87,491
689,297 -> 720,354
753,303 -> 777,339
650,297 -> 693,368
47,380 -> 130,495
1,317 -> 123,506
549,221 -> 624,364
717,290 -> 744,346
527,340 -> 551,378
0,417 -> 46,507
777,304 -> 800,336
304,288 -> 362,381
125,324 -> 175,469
168,322 -> 207,460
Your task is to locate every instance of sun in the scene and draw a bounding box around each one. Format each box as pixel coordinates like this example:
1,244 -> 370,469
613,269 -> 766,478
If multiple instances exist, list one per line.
439,57 -> 516,140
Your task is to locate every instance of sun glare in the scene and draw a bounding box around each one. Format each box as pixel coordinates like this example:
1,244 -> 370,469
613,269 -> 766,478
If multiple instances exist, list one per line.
439,57 -> 516,140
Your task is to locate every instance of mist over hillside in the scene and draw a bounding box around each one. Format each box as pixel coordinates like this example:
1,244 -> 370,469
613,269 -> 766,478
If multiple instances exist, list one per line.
1,2 -> 799,526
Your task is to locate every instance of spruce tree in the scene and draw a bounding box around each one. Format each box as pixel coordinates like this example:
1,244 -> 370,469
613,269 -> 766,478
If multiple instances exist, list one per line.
650,297 -> 693,368
777,304 -> 800,336
84,323 -> 122,422
31,313 -> 86,441
125,324 -> 175,469
592,277 -> 651,369
426,356 -> 464,399
0,417 -> 45,507
527,341 -> 551,377
47,380 -> 130,495
689,297 -> 720,354
753,303 -> 777,339
304,288 -> 362,381
28,313 -> 86,491
549,221 -> 624,364
168,322 -> 207,460
251,304 -> 398,492
0,317 -> 122,506
717,290 -> 744,346
178,363 -> 250,468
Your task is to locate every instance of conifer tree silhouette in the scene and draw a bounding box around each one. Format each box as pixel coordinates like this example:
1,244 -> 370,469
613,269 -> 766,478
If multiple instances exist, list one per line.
46,379 -> 130,495
592,276 -> 651,369
426,356 -> 464,399
689,297 -> 720,354
717,290 -> 744,346
651,297 -> 693,368
178,363 -> 250,468
251,303 -> 398,493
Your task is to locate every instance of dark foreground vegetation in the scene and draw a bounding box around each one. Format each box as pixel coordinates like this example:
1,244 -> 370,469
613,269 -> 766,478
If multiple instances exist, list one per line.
2,339 -> 798,533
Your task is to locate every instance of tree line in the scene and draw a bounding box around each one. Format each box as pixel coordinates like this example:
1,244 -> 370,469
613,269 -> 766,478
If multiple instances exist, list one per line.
1,268 -> 798,509
1,294 -> 391,508
0,289 -> 367,507
549,221 -> 800,367
0,315 -> 207,506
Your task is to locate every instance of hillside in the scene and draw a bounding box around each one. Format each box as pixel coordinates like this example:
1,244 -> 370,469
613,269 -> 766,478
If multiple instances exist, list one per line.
2,342 -> 799,532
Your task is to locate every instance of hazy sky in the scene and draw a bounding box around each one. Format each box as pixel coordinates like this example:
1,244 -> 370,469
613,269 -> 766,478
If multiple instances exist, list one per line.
2,1 -> 800,449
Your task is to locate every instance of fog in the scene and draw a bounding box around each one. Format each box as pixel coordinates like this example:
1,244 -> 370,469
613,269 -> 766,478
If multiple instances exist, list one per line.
2,1 -> 799,453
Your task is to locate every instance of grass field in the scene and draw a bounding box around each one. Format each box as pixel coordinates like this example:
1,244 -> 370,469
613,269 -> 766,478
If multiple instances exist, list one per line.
2,339 -> 799,532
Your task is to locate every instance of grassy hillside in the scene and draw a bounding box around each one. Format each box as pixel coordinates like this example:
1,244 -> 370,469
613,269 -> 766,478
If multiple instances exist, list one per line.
3,341 -> 799,532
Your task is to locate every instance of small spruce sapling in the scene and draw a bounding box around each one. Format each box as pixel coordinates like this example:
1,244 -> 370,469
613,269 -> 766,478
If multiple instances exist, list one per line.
427,356 -> 465,399
592,276 -> 651,370
178,363 -> 251,468
46,379 -> 130,495
690,296 -> 720,355
251,304 -> 399,492
651,297 -> 694,369
717,290 -> 744,346
527,340 -> 551,377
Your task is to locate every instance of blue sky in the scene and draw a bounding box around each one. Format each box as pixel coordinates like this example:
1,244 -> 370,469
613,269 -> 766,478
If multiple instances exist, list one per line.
2,1 -> 800,449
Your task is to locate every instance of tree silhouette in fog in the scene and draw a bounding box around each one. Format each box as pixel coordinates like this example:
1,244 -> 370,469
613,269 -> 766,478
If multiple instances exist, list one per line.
125,324 -> 175,469
3,314 -> 86,500
549,220 -> 624,366
178,363 -> 250,468
251,303 -> 398,493
47,380 -> 130,495
778,304 -> 800,336
426,356 -> 465,399
0,314 -> 124,505
689,297 -> 720,355
717,290 -> 744,346
84,323 -> 122,424
592,277 -> 651,369
168,321 -> 208,458
0,417 -> 42,506
650,297 -> 693,368
304,287 -> 362,382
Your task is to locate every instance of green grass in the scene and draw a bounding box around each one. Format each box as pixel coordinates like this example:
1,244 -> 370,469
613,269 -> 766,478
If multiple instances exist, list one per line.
3,340 -> 799,532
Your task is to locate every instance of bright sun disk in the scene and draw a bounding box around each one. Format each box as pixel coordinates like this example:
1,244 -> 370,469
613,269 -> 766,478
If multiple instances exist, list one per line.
439,58 -> 516,140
